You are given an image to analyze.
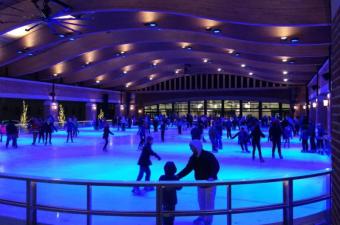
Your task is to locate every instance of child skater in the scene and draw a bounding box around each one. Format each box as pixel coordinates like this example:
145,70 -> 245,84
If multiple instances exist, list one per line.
102,123 -> 114,151
159,161 -> 182,225
132,136 -> 161,195
232,126 -> 250,153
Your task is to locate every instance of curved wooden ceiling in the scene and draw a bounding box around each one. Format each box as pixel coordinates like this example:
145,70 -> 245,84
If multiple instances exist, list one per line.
0,0 -> 331,90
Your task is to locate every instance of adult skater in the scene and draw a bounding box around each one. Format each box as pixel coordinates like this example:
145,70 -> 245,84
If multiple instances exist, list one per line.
269,120 -> 283,159
250,124 -> 265,162
44,117 -> 57,145
225,118 -> 232,139
232,126 -> 250,153
177,140 -> 220,225
29,117 -> 40,145
137,122 -> 146,150
132,136 -> 161,195
160,119 -> 166,142
102,123 -> 114,151
5,120 -> 18,148
65,117 -> 75,143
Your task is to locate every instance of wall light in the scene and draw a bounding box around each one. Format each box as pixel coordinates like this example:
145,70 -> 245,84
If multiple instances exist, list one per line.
312,102 -> 317,108
51,102 -> 58,111
91,104 -> 97,111
120,104 -> 125,111
323,99 -> 329,107
130,105 -> 135,111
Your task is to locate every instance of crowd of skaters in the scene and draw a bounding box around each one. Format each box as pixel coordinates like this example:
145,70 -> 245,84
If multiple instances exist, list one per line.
0,115 -> 80,147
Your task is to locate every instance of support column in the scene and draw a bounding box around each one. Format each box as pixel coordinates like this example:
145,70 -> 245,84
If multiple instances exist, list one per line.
204,100 -> 207,115
279,102 -> 283,119
188,101 -> 191,114
259,101 -> 263,119
85,103 -> 97,122
239,100 -> 243,116
221,100 -> 225,117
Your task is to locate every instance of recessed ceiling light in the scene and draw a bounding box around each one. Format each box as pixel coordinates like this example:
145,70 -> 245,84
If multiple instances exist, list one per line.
123,70 -> 128,74
53,73 -> 58,77
217,68 -> 222,72
203,58 -> 209,63
283,78 -> 288,82
144,22 -> 158,27
283,70 -> 288,75
149,76 -> 153,80
212,28 -> 221,34
241,64 -> 246,68
96,80 -> 100,84
175,69 -> 180,74
152,62 -> 158,66
282,58 -> 288,62
228,49 -> 234,54
290,37 -> 299,44
249,72 -> 253,75
281,36 -> 288,40
120,51 -> 125,54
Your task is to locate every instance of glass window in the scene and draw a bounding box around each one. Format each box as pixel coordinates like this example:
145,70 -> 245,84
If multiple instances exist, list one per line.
159,104 -> 172,116
224,100 -> 240,117
174,102 -> 188,116
262,102 -> 279,118
242,101 -> 259,118
190,101 -> 204,116
207,100 -> 222,117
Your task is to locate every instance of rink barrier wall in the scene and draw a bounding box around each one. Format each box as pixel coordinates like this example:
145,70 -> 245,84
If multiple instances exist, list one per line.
0,169 -> 331,225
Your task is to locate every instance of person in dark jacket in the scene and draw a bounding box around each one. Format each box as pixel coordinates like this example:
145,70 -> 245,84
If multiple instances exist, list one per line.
225,118 -> 232,139
137,122 -> 146,150
269,120 -> 283,159
232,126 -> 250,153
5,120 -> 18,148
102,123 -> 114,151
159,161 -> 182,225
208,124 -> 218,152
44,118 -> 57,145
65,117 -> 75,143
132,136 -> 161,195
160,120 -> 166,142
177,140 -> 220,225
250,124 -> 265,162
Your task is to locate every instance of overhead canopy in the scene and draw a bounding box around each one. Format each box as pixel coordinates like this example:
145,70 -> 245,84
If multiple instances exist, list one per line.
0,0 -> 331,90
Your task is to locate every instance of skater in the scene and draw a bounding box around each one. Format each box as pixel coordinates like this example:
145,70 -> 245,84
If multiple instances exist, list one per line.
269,120 -> 283,159
102,123 -> 114,151
208,124 -> 218,152
0,121 -> 5,142
44,118 -> 57,145
283,125 -> 292,148
232,126 -> 250,153
160,120 -> 166,142
177,117 -> 183,135
300,125 -> 309,152
137,122 -> 146,150
29,117 -> 39,145
5,120 -> 18,148
65,117 -> 75,143
225,118 -> 232,139
159,161 -> 182,225
177,140 -> 220,225
132,136 -> 161,195
250,124 -> 265,162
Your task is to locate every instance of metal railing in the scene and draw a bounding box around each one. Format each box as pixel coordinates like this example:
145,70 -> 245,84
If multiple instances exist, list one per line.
0,169 -> 331,225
